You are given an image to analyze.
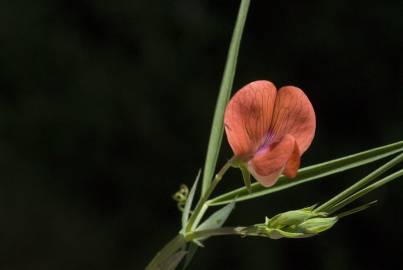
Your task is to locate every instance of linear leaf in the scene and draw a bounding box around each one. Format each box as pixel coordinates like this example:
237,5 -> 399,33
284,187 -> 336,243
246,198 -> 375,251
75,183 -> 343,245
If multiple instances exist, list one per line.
327,168 -> 403,215
182,170 -> 201,229
201,0 -> 251,196
208,141 -> 403,206
196,200 -> 236,235
335,200 -> 378,219
315,152 -> 403,212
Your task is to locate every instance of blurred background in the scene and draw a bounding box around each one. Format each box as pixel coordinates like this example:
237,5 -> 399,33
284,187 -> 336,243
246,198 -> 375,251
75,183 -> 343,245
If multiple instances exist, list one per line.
0,0 -> 402,269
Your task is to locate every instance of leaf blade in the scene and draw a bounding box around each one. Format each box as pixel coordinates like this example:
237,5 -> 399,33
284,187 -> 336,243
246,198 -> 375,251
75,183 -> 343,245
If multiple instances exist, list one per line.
327,168 -> 403,215
182,170 -> 201,229
335,200 -> 378,219
208,141 -> 403,206
201,0 -> 251,196
315,152 -> 403,213
196,200 -> 236,235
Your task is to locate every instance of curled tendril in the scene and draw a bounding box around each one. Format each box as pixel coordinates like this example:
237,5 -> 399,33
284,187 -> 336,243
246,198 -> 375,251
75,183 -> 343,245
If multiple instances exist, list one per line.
172,184 -> 189,212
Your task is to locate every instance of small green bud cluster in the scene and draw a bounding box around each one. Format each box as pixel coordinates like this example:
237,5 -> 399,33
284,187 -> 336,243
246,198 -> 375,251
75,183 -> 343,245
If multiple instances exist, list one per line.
240,206 -> 338,239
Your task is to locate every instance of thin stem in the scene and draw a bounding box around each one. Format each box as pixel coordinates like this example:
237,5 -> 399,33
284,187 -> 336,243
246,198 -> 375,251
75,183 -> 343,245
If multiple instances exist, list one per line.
186,227 -> 246,241
147,158 -> 235,269
186,158 -> 234,232
315,152 -> 403,213
191,203 -> 209,231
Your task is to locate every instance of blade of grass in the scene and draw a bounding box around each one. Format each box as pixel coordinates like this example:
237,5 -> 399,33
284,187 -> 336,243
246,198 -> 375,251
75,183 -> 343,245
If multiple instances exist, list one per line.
181,170 -> 201,229
196,200 -> 236,233
315,152 -> 403,213
207,141 -> 403,206
326,169 -> 403,215
335,200 -> 377,219
201,0 -> 251,196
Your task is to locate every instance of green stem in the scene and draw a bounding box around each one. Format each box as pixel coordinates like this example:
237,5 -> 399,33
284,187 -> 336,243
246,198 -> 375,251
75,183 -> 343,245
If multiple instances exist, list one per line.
186,227 -> 245,240
186,158 -> 234,232
315,152 -> 403,213
146,234 -> 186,270
147,159 -> 235,269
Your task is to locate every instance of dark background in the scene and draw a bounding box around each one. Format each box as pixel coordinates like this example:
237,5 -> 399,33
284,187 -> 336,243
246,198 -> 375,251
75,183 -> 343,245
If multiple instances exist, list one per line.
1,0 -> 402,269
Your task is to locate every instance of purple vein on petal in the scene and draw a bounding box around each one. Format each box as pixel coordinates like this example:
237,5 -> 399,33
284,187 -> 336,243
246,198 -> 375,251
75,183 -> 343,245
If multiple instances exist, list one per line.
256,129 -> 275,154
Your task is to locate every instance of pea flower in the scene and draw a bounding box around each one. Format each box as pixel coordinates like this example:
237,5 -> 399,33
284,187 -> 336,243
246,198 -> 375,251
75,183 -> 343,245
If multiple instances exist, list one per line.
224,80 -> 316,187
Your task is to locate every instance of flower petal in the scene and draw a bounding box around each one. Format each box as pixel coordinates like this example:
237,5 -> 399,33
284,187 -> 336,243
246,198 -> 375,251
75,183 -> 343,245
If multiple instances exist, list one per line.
224,80 -> 277,159
270,86 -> 316,154
283,142 -> 300,178
248,134 -> 296,187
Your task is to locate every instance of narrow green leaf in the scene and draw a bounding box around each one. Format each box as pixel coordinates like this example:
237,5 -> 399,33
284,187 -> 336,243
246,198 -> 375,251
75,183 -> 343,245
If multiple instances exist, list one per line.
335,200 -> 378,219
240,165 -> 252,193
326,168 -> 403,215
316,152 -> 403,212
201,0 -> 251,196
182,170 -> 201,229
196,201 -> 236,235
207,141 -> 403,206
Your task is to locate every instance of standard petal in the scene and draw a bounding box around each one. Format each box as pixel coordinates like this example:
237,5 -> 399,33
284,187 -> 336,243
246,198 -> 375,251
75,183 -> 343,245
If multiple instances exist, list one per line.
224,80 -> 277,159
270,86 -> 316,154
248,134 -> 296,187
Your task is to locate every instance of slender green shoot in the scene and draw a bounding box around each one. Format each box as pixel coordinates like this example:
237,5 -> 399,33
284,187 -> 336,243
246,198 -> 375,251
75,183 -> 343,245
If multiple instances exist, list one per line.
201,0 -> 251,196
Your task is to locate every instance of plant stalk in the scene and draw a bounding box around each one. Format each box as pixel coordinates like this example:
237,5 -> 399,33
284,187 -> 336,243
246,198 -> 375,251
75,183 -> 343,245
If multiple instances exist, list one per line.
186,158 -> 234,232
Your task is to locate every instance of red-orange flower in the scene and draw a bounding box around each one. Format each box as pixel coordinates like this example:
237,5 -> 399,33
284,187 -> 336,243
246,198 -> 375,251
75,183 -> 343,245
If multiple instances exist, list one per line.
224,80 -> 316,187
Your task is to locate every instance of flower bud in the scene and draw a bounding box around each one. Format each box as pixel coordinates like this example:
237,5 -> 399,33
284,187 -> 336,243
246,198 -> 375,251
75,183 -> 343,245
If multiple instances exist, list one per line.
266,208 -> 327,228
266,228 -> 306,239
242,207 -> 337,240
242,224 -> 306,239
297,217 -> 338,234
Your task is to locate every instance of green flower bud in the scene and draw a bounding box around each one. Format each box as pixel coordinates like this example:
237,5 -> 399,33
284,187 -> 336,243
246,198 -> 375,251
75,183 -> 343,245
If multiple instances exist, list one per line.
242,224 -> 306,239
267,228 -> 306,239
266,208 -> 327,228
297,217 -> 338,234
241,207 -> 337,240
